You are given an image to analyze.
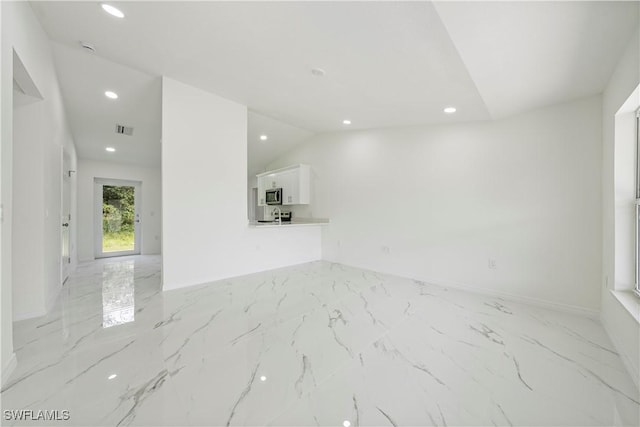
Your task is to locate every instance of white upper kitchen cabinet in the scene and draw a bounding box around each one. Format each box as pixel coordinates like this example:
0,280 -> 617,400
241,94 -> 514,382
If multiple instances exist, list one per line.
283,165 -> 310,205
257,175 -> 267,206
279,169 -> 297,205
256,164 -> 311,206
264,174 -> 279,190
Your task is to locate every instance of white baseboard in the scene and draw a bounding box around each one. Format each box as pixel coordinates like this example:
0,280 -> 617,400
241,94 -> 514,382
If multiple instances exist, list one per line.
12,308 -> 46,322
14,279 -> 63,322
163,258 -> 322,292
423,276 -> 600,319
1,352 -> 17,387
601,314 -> 640,390
332,259 -> 600,319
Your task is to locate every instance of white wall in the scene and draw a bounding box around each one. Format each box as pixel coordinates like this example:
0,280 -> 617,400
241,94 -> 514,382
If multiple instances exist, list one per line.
0,0 -> 8,384
12,96 -> 45,319
269,95 -> 603,315
601,27 -> 640,388
77,159 -> 162,261
1,1 -> 78,381
614,110 -> 637,291
161,77 -> 321,290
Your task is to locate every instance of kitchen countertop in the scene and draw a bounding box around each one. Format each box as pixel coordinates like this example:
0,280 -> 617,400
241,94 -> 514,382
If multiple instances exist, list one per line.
248,218 -> 330,228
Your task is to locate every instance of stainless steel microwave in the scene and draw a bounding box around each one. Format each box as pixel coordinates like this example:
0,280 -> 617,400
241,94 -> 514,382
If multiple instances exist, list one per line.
266,188 -> 282,205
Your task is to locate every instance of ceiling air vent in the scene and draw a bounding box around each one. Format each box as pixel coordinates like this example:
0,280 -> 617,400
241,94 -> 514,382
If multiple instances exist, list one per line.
115,124 -> 134,136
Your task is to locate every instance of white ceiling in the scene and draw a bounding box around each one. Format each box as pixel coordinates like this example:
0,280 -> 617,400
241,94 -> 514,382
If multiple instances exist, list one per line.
50,42 -> 162,167
248,112 -> 314,178
433,1 -> 640,118
30,1 -> 639,170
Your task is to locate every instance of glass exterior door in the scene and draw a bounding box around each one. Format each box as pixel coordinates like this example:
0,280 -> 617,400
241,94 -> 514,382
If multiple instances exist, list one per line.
96,180 -> 141,258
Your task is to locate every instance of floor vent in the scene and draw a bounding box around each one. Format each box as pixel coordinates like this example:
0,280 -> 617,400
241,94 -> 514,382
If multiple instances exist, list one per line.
115,124 -> 134,136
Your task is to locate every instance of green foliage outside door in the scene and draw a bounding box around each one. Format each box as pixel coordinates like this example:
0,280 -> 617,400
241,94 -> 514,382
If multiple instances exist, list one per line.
102,185 -> 135,252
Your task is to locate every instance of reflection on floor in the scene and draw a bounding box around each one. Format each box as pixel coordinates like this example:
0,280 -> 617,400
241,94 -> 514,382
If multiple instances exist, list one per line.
101,260 -> 135,328
1,255 -> 638,426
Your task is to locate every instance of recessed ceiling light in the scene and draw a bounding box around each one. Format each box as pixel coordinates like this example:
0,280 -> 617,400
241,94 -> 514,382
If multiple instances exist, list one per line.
342,119 -> 351,125
101,4 -> 125,18
311,68 -> 326,77
108,374 -> 117,380
105,91 -> 118,99
444,107 -> 457,114
260,135 -> 268,141
343,421 -> 351,427
260,375 -> 267,382
105,147 -> 116,152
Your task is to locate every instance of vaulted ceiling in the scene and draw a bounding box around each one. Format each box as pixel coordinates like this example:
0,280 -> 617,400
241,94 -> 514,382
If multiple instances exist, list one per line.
31,1 -> 639,170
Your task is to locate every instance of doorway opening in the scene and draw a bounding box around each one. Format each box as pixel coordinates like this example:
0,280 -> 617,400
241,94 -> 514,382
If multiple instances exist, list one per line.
95,179 -> 141,258
9,49 -> 45,323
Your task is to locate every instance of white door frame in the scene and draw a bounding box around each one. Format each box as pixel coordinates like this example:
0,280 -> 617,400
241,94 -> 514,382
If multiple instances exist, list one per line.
61,148 -> 72,284
94,178 -> 142,258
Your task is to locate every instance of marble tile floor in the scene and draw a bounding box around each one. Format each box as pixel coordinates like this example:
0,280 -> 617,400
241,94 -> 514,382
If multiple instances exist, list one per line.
1,255 -> 638,426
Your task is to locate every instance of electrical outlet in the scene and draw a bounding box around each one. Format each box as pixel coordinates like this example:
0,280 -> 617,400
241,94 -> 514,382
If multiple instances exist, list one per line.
337,240 -> 341,247
488,258 -> 497,269
382,246 -> 390,255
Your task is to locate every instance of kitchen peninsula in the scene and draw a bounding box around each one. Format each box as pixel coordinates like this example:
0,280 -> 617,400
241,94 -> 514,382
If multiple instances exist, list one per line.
248,218 -> 330,228
252,163 -> 329,228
